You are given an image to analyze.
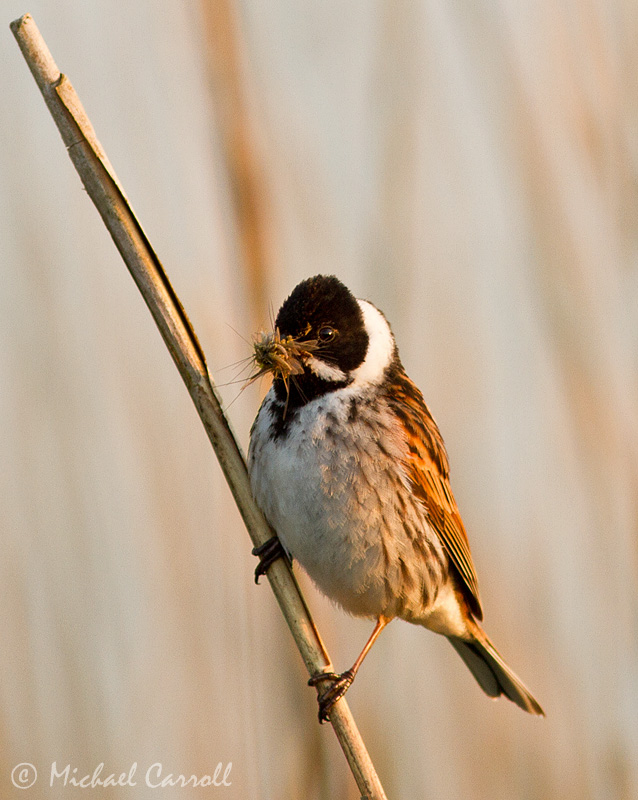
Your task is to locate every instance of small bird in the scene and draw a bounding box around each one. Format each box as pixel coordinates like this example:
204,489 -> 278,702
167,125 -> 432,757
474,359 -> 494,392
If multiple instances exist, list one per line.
248,275 -> 543,721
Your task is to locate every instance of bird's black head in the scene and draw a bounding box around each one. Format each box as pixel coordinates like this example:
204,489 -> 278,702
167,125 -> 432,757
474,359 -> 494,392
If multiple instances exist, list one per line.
275,274 -> 369,376
251,274 -> 395,414
268,275 -> 370,407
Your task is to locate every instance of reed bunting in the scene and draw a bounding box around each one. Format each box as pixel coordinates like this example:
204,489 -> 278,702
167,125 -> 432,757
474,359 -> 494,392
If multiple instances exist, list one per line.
248,275 -> 543,721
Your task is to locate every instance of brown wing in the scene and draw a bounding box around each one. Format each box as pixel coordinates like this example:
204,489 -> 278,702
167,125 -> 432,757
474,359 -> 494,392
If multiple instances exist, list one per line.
385,366 -> 483,620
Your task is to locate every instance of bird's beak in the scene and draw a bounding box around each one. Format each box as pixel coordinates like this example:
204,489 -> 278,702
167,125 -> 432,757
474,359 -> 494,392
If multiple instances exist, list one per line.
251,328 -> 318,382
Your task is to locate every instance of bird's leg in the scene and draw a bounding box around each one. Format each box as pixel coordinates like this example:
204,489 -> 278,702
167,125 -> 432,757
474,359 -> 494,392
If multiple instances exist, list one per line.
252,535 -> 289,584
308,616 -> 391,723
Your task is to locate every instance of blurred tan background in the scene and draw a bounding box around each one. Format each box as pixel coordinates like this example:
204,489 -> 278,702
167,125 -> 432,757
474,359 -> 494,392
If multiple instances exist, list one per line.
2,1 -> 638,798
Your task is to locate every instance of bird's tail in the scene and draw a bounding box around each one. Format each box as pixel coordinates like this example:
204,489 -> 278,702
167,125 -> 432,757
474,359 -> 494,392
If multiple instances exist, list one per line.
449,625 -> 544,716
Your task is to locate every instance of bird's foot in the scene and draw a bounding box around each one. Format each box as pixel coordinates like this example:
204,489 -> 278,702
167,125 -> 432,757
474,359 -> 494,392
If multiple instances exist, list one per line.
308,669 -> 356,723
252,536 -> 286,584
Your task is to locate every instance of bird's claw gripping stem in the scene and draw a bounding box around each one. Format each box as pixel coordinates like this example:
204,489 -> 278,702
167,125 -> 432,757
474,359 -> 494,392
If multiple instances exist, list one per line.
252,535 -> 287,584
308,669 -> 356,723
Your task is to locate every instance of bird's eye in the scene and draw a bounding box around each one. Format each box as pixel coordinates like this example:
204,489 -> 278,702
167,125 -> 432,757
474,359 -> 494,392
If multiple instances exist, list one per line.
318,326 -> 337,343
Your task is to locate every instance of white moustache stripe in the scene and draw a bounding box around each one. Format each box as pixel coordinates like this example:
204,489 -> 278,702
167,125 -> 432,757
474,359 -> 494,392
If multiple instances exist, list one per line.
352,300 -> 395,386
306,356 -> 347,382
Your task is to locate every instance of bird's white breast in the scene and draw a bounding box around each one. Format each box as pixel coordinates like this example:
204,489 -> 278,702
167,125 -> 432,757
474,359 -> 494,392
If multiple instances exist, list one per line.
248,385 -> 445,619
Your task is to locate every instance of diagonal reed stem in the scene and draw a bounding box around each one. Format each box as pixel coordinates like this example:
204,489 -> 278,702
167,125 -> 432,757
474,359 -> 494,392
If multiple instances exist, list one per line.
10,13 -> 388,800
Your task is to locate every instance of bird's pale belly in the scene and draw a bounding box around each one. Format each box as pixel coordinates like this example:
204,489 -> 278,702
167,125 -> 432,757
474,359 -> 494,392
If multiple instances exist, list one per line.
248,389 -> 447,619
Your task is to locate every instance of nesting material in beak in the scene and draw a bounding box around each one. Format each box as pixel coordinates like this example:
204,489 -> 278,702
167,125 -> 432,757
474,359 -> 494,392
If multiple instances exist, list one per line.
249,328 -> 318,384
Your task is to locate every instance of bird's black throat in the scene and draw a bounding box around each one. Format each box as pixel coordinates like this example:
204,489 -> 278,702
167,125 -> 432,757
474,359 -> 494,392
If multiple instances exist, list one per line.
269,371 -> 351,438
